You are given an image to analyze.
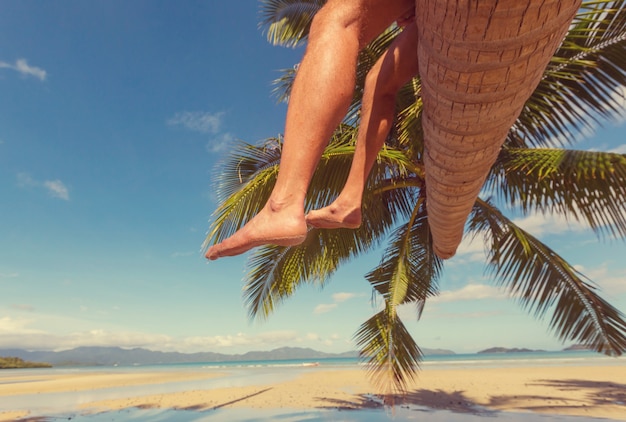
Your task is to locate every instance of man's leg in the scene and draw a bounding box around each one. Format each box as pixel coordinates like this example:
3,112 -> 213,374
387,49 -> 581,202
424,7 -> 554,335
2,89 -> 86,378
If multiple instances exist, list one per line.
206,0 -> 414,260
306,23 -> 419,229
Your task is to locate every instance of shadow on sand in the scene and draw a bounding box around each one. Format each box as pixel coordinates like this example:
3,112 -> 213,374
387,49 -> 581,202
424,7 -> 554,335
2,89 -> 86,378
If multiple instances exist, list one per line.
16,379 -> 625,421
317,389 -> 494,415
486,379 -> 626,414
316,378 -> 626,416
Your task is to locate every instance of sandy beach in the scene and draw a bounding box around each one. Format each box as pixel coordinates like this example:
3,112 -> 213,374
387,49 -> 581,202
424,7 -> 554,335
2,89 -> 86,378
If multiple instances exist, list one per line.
1,363 -> 625,421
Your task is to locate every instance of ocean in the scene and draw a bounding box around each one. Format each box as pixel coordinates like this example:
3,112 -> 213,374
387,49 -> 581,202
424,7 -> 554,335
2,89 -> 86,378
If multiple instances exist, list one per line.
184,349 -> 624,370
1,350 -> 624,421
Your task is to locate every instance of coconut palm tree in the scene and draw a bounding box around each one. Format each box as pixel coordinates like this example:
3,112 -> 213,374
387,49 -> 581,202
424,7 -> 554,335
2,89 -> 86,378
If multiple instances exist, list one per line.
205,0 -> 626,392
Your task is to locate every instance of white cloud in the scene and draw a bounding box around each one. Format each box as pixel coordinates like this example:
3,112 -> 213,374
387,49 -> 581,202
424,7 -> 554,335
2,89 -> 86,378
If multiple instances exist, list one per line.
16,173 -> 70,200
0,321 -> 171,352
206,132 -> 235,153
0,272 -> 19,279
0,328 -> 173,351
301,332 -> 338,347
16,172 -> 37,187
168,110 -> 238,154
512,212 -> 587,237
0,317 -> 342,353
43,179 -> 70,200
305,333 -> 321,341
95,330 -> 298,353
313,292 -> 362,315
167,111 -> 224,134
0,58 -> 47,81
332,292 -> 357,303
425,310 -> 506,320
0,317 -> 37,334
313,303 -> 337,314
575,263 -> 626,296
454,235 -> 488,262
430,284 -> 508,304
610,144 -> 626,154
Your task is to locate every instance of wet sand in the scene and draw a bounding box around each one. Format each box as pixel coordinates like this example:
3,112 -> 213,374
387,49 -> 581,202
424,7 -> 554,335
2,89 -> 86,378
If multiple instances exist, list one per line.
0,370 -> 223,396
1,365 -> 625,421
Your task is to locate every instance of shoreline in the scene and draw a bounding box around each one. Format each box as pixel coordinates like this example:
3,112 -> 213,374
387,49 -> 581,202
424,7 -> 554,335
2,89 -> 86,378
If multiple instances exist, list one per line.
1,363 -> 625,421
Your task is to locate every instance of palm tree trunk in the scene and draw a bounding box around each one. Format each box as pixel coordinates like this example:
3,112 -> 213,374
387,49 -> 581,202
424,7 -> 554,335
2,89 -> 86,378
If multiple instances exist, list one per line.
416,0 -> 581,259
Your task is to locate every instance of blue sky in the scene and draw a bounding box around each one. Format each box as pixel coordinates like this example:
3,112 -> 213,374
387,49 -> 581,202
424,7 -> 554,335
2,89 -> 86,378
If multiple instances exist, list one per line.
1,1 -> 625,356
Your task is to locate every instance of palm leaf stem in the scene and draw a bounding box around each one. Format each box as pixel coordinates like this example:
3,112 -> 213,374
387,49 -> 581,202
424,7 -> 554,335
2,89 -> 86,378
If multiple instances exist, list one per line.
471,198 -> 626,355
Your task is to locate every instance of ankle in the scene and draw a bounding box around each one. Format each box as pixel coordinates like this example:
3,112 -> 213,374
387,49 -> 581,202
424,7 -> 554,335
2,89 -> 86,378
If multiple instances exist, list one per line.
267,196 -> 300,213
331,197 -> 361,214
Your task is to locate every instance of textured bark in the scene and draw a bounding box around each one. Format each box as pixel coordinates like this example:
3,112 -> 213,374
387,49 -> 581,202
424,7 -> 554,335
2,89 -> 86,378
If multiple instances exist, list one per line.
416,0 -> 581,259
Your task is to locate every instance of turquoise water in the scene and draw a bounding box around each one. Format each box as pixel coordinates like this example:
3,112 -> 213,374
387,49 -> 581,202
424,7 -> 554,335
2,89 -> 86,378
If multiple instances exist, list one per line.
138,349 -> 622,371
2,350 -> 624,421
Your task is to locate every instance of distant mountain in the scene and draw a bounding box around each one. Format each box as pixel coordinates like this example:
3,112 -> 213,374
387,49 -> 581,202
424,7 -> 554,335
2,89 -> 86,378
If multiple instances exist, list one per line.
423,348 -> 456,355
478,347 -> 545,354
0,356 -> 52,369
563,344 -> 592,351
0,346 -> 454,367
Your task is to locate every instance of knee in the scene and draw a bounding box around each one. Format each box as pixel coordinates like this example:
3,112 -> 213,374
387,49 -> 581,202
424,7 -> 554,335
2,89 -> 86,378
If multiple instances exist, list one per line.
309,1 -> 363,40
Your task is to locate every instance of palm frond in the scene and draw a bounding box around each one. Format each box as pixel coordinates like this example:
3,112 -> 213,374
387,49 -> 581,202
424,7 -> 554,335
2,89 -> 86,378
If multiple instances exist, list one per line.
470,198 -> 626,356
240,129 -> 419,320
203,139 -> 283,248
365,198 -> 441,304
243,155 -> 402,320
394,85 -> 424,160
513,0 -> 626,147
244,233 -> 345,320
259,0 -> 325,47
355,199 -> 439,393
271,66 -> 298,104
488,148 -> 626,239
243,224 -> 381,320
354,305 -> 422,394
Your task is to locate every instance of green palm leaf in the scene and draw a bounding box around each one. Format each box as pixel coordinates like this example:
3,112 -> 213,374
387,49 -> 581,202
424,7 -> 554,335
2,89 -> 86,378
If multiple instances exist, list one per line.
259,0 -> 325,47
206,0 -> 626,395
488,148 -> 626,239
514,0 -> 626,147
243,225 -> 378,320
271,66 -> 297,104
354,305 -> 422,394
394,79 -> 424,158
356,199 -> 439,391
244,241 -> 325,320
365,198 -> 441,304
203,139 -> 282,249
470,198 -> 626,356
242,133 -> 421,320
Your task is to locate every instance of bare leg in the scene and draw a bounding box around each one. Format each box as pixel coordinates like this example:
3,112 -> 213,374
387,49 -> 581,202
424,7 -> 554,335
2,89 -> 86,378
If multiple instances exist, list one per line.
306,23 -> 419,229
206,0 -> 414,260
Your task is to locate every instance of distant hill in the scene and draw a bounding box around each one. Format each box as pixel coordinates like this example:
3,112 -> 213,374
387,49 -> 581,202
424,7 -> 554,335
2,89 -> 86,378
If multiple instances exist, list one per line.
422,348 -> 456,356
0,346 -> 454,367
563,344 -> 592,351
478,347 -> 545,354
0,356 -> 52,369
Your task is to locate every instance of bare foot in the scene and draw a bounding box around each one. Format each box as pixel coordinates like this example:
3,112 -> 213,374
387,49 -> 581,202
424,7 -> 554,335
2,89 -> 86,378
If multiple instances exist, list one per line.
305,203 -> 362,229
205,204 -> 307,260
